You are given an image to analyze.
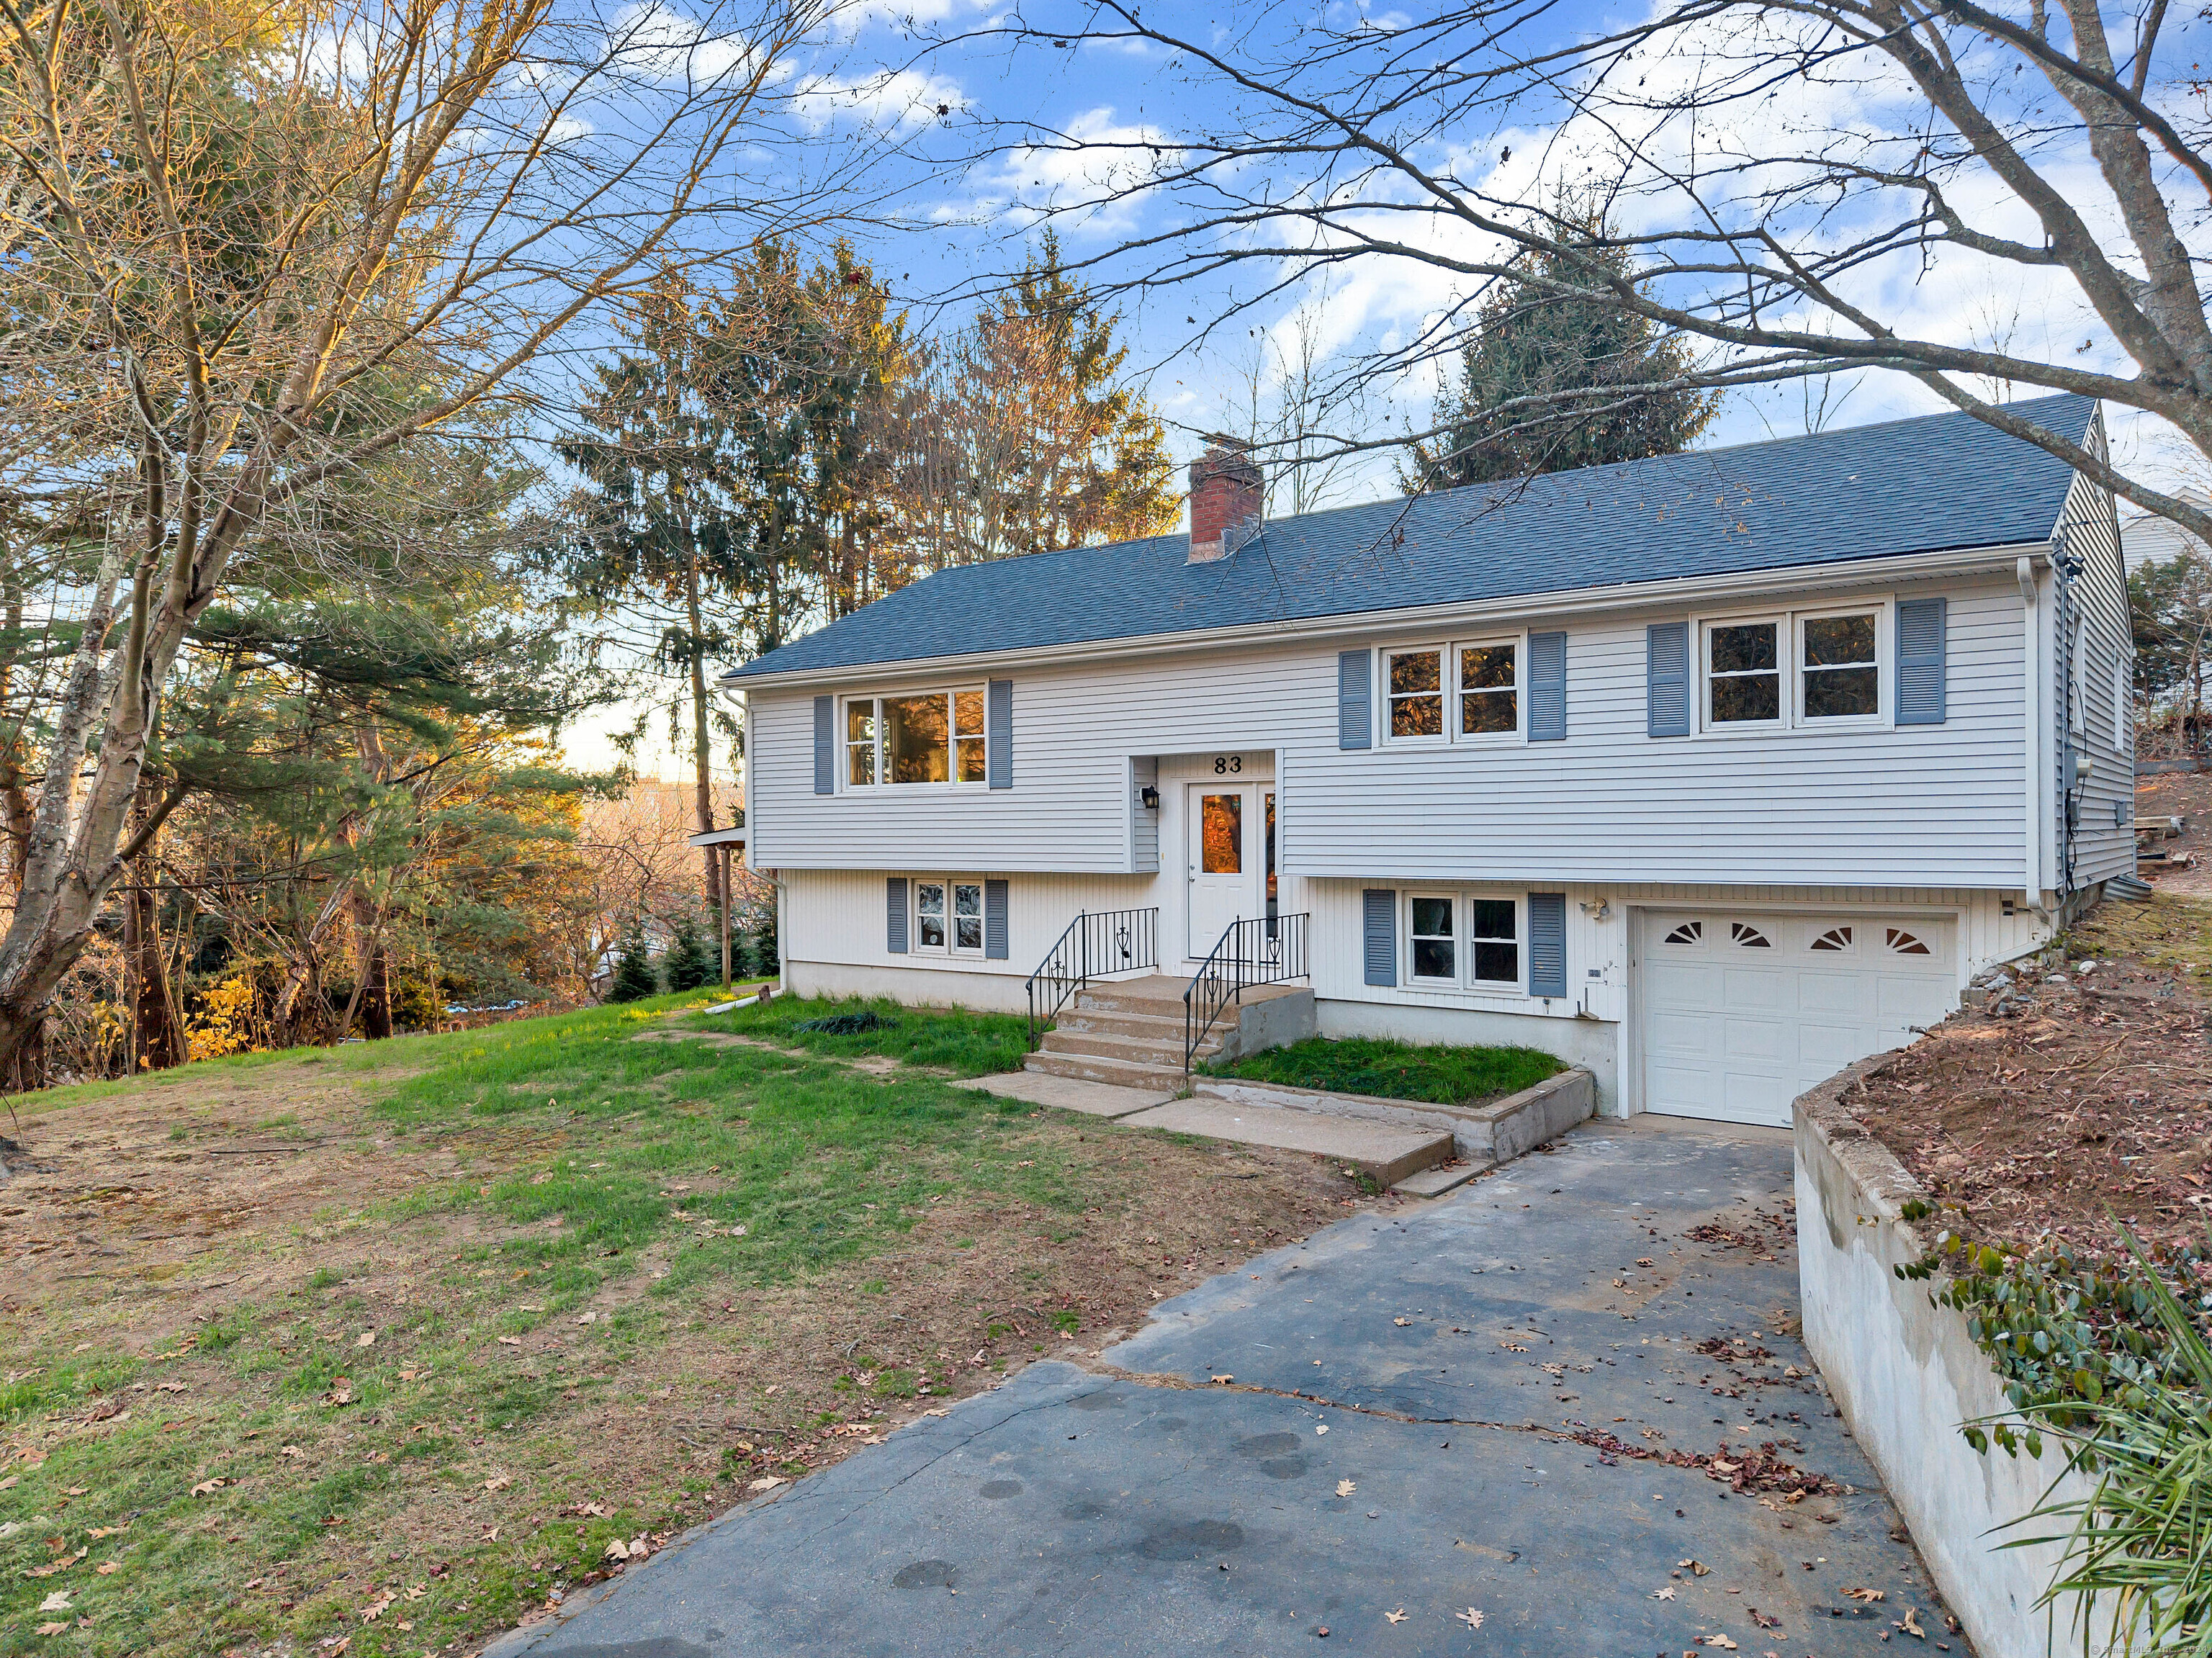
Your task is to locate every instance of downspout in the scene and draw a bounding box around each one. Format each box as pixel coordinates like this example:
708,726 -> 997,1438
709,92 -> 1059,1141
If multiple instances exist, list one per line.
2053,529 -> 2083,902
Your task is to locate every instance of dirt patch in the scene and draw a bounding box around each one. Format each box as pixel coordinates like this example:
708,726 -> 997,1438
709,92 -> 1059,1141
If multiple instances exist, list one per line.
1838,893 -> 2212,1254
2134,770 -> 2212,897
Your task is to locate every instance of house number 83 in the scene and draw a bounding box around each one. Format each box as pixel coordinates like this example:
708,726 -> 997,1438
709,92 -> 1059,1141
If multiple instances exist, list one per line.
1213,756 -> 1242,774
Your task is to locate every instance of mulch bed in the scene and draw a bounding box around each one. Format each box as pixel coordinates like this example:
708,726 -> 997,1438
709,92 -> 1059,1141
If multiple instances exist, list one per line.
1839,900 -> 2212,1256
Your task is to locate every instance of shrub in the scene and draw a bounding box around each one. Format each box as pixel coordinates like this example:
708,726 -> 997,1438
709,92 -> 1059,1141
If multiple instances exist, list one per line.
605,933 -> 660,1004
664,914 -> 719,993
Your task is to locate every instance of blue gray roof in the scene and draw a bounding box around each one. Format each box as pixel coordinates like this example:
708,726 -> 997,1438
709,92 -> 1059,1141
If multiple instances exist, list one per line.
724,393 -> 2092,682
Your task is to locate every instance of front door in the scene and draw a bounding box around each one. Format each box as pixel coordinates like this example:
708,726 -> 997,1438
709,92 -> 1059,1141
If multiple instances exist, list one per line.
1187,784 -> 1257,957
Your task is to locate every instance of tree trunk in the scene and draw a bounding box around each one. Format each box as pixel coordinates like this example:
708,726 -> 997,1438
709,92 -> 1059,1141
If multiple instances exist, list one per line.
125,876 -> 184,1072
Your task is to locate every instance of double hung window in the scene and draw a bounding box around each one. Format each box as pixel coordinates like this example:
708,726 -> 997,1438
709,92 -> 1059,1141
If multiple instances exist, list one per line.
1404,893 -> 1521,990
1701,608 -> 1884,730
914,878 -> 984,955
1384,638 -> 1521,743
844,689 -> 986,786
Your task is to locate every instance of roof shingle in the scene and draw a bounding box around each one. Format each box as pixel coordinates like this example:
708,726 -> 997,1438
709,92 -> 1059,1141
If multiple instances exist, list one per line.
724,393 -> 2092,682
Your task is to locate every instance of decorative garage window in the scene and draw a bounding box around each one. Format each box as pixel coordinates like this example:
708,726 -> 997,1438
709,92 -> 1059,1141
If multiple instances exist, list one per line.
1885,927 -> 1933,956
1396,893 -> 1521,989
915,878 -> 985,955
1809,925 -> 1854,952
1410,896 -> 1456,981
1661,920 -> 1703,945
1729,922 -> 1773,948
844,690 -> 987,785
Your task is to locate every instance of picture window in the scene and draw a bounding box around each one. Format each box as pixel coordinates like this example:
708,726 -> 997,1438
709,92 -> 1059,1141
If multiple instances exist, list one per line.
842,688 -> 989,788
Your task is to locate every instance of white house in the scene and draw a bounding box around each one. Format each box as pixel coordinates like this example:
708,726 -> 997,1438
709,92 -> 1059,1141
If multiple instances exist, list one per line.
721,394 -> 2134,1126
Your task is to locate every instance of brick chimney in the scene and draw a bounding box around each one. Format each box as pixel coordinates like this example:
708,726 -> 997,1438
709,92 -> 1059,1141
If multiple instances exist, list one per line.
1187,439 -> 1262,564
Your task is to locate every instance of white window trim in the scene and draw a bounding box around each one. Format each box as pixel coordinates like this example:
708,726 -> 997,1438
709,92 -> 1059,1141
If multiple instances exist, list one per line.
1692,601 -> 1893,736
1378,634 -> 1529,748
1401,889 -> 1525,996
912,875 -> 986,957
840,688 -> 989,791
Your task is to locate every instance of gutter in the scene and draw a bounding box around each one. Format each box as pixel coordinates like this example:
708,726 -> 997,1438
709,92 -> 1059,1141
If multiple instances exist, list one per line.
719,541 -> 2057,694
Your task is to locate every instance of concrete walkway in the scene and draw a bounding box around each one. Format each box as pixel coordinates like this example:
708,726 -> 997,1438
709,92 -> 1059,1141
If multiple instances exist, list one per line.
487,1122 -> 1964,1658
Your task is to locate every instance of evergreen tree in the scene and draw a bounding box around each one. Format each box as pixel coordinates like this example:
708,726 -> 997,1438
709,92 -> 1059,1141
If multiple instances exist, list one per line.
663,914 -> 717,992
606,933 -> 661,1004
748,912 -> 780,981
1404,207 -> 1720,490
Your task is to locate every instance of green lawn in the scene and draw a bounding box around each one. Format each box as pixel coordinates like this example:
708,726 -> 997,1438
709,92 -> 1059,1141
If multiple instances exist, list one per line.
1206,1034 -> 1565,1107
0,989 -> 1343,1658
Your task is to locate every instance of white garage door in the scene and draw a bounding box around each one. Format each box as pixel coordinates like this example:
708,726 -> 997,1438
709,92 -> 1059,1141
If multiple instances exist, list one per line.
1640,911 -> 1956,1127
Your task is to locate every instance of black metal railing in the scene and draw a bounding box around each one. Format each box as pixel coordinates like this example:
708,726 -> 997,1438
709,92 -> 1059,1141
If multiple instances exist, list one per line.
1183,912 -> 1310,1073
1025,906 -> 1160,1050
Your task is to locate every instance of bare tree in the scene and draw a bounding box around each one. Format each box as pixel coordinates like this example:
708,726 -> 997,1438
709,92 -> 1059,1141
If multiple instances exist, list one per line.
0,0 -> 876,1082
1215,289 -> 1377,517
989,0 -> 2212,536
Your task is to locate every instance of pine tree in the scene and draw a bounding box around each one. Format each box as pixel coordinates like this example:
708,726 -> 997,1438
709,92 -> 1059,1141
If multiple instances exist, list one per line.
663,914 -> 717,992
607,933 -> 661,1004
1404,206 -> 1719,490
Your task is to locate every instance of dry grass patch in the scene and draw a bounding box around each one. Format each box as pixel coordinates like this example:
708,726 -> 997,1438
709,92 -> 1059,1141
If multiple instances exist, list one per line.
0,996 -> 1365,1657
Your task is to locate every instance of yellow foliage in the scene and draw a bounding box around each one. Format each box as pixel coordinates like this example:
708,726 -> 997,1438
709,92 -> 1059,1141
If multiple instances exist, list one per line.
186,976 -> 260,1063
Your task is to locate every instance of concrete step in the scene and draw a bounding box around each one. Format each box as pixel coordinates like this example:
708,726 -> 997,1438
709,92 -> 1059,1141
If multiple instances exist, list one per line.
1111,1099 -> 1455,1186
1039,1028 -> 1223,1067
1391,1161 -> 1490,1199
1058,1006 -> 1205,1040
1072,976 -> 1310,1019
1024,1049 -> 1190,1093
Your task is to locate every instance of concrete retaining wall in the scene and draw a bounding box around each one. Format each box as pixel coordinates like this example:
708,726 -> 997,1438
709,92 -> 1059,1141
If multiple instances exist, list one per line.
1796,1060 -> 2107,1658
1192,1068 -> 1593,1164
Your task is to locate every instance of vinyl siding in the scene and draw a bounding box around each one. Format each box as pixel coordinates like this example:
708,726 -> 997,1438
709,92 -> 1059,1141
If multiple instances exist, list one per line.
745,571 -> 2032,889
2054,464 -> 2136,888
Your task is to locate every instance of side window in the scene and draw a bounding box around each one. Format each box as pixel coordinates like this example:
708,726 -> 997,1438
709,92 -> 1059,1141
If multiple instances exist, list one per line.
1469,898 -> 1518,985
1409,896 -> 1456,981
846,700 -> 877,785
915,880 -> 948,950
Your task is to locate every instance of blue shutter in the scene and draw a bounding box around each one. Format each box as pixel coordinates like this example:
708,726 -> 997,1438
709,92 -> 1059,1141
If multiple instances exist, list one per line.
986,679 -> 1013,788
1896,598 -> 1946,726
1647,622 -> 1691,737
1338,649 -> 1372,750
813,695 -> 835,794
886,878 -> 907,954
1362,888 -> 1396,986
1527,893 -> 1567,999
984,878 -> 1008,959
1528,631 -> 1568,741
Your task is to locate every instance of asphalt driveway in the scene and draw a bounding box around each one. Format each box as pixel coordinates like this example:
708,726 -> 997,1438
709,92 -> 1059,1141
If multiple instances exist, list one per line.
487,1120 -> 1966,1657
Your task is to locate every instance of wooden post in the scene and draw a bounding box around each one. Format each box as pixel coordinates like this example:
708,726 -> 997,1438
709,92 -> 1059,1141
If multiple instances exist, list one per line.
719,844 -> 732,988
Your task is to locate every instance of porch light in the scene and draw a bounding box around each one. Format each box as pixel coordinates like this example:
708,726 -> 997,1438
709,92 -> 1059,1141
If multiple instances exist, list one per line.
1139,785 -> 1161,810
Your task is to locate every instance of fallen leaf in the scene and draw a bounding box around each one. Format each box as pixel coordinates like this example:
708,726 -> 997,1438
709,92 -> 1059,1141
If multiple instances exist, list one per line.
1456,1608 -> 1483,1628
1750,1609 -> 1782,1630
279,1446 -> 305,1459
1315,1425 -> 1328,1436
1652,1586 -> 1677,1600
189,1479 -> 225,1496
156,1382 -> 187,1394
483,1476 -> 512,1492
38,1592 -> 71,1613
1210,1374 -> 1233,1384
604,1540 -> 630,1562
497,1336 -> 521,1347
1704,1638 -> 1738,1651
1901,1609 -> 1925,1639
36,1623 -> 67,1636
575,1312 -> 597,1325
1393,1317 -> 1411,1326
1849,1589 -> 1887,1603
1501,1341 -> 1529,1352
355,1331 -> 377,1348
1336,1479 -> 1357,1497
747,1477 -> 786,1493
0,1475 -> 14,1490
1385,1608 -> 1407,1624
1637,1258 -> 1655,1266
86,1525 -> 127,1538
95,1562 -> 120,1576
360,1592 -> 395,1623
1681,1558 -> 1712,1577
28,1549 -> 86,1577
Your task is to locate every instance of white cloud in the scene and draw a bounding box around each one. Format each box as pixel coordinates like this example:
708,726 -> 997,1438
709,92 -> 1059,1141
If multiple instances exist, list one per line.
976,106 -> 1179,237
605,1 -> 785,86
